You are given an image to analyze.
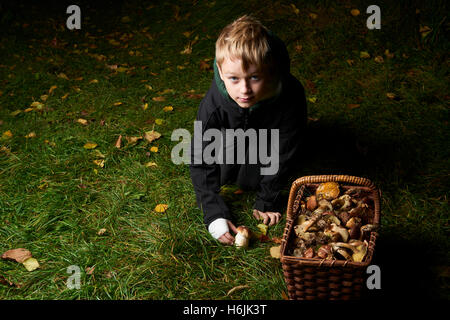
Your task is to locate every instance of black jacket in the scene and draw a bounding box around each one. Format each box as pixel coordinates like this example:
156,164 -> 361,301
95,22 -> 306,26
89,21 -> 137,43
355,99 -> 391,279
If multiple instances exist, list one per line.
190,34 -> 307,228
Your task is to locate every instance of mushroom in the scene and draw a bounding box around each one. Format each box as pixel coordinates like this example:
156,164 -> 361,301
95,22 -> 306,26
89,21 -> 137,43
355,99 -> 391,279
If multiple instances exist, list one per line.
338,211 -> 350,225
306,195 -> 318,211
349,200 -> 369,218
294,225 -> 315,242
324,223 -> 349,243
331,194 -> 352,211
234,226 -> 250,248
303,247 -> 315,258
317,244 -> 333,260
315,182 -> 340,201
331,240 -> 368,262
359,224 -> 378,241
299,210 -> 322,232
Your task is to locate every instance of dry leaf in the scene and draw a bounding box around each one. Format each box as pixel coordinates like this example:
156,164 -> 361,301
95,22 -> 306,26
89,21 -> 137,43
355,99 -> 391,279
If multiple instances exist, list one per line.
351,9 -> 360,16
115,135 -> 122,148
374,56 -> 384,63
154,204 -> 168,213
308,97 -> 317,103
23,257 -> 39,271
155,119 -> 164,125
2,130 -> 13,139
125,136 -> 142,144
48,85 -> 57,94
77,118 -> 88,125
384,49 -> 394,59
1,248 -> 32,263
145,84 -> 153,90
144,130 -> 161,143
24,108 -> 34,113
309,13 -> 318,19
347,103 -> 361,110
25,132 -> 36,138
142,103 -> 149,110
58,72 -> 69,80
163,106 -> 173,112
61,93 -> 69,100
145,162 -> 157,167
85,266 -> 95,275
97,228 -> 107,235
227,285 -> 249,296
40,94 -> 48,102
270,246 -> 281,259
10,110 -> 22,116
89,79 -> 99,84
150,146 -> 158,153
152,96 -> 166,102
386,92 -> 396,99
113,102 -> 123,106
257,224 -> 268,236
83,142 -> 97,149
93,159 -> 105,167
290,4 -> 300,15
360,51 -> 371,59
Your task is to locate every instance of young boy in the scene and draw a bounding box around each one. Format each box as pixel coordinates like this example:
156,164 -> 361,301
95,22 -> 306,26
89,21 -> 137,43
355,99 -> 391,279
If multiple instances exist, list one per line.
190,15 -> 307,245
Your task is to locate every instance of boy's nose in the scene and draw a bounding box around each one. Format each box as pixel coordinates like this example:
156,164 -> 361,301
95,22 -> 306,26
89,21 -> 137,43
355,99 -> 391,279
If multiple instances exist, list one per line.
240,80 -> 252,94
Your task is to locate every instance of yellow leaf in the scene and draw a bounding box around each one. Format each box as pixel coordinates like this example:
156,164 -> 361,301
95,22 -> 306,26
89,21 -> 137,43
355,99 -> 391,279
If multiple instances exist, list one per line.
92,149 -> 106,159
116,66 -> 128,72
113,102 -> 123,106
163,106 -> 173,112
360,51 -> 371,59
25,132 -> 36,138
93,159 -> 105,167
40,94 -> 48,102
93,168 -> 98,174
150,146 -> 158,153
290,4 -> 300,15
97,228 -> 107,235
346,59 -> 354,66
83,142 -> 98,149
145,162 -> 157,167
155,119 -> 164,125
419,25 -> 432,38
77,118 -> 88,125
374,56 -> 384,63
48,85 -> 57,94
125,136 -> 142,144
182,31 -> 193,38
72,87 -> 81,92
144,130 -> 161,143
152,96 -> 166,102
308,97 -> 317,103
386,92 -> 396,99
257,224 -> 268,236
270,246 -> 281,259
10,110 -> 22,116
109,39 -> 121,46
154,204 -> 168,213
309,13 -> 318,19
142,103 -> 148,110
350,9 -> 360,16
30,101 -> 43,108
22,257 -> 39,271
58,72 -> 69,80
24,108 -> 34,113
145,84 -> 153,90
158,88 -> 175,95
2,130 -> 13,139
89,79 -> 99,84
61,93 -> 69,100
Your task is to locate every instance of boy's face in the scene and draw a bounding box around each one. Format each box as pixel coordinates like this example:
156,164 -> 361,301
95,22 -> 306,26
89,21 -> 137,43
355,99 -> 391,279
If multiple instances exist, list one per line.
218,58 -> 277,108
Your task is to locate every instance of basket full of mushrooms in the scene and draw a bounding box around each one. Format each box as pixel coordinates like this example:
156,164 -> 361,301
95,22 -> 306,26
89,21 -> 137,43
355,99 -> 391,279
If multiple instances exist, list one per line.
280,175 -> 381,300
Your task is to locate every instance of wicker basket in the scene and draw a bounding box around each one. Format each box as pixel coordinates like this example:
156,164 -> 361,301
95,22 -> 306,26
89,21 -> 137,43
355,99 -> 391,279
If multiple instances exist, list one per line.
280,175 -> 381,300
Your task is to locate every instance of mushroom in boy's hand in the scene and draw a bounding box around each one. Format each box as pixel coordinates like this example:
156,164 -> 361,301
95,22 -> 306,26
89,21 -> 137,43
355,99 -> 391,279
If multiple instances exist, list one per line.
235,226 -> 251,248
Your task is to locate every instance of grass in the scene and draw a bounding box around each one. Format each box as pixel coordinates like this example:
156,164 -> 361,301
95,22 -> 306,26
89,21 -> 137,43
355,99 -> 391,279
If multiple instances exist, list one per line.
0,0 -> 448,299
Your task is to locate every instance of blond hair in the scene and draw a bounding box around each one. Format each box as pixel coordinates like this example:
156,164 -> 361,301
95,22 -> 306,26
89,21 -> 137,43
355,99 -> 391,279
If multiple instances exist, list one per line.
215,15 -> 273,72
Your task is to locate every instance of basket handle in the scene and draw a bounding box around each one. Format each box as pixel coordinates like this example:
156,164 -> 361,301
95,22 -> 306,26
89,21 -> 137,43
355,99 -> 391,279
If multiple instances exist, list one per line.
286,175 -> 377,220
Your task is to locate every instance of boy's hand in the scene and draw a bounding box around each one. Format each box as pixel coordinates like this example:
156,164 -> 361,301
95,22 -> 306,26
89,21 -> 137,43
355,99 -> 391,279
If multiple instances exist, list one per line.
253,209 -> 281,226
218,220 -> 238,246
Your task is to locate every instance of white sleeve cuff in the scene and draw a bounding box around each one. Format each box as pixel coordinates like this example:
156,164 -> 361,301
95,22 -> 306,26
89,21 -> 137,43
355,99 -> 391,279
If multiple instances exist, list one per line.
208,218 -> 229,239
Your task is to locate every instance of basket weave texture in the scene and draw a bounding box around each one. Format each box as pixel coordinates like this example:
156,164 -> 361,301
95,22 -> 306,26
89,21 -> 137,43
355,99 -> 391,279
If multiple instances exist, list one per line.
280,175 -> 381,300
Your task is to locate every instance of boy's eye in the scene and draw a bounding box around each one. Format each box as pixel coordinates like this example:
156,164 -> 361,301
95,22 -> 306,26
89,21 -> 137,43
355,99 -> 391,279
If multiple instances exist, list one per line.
251,75 -> 260,81
230,77 -> 238,81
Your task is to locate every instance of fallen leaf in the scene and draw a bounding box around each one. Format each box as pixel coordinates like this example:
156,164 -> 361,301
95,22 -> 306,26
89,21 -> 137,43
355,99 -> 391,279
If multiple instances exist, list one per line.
309,13 -> 318,19
83,142 -> 98,149
92,149 -> 105,158
163,106 -> 173,112
271,237 -> 282,244
360,51 -> 371,59
154,119 -> 164,125
85,266 -> 95,275
384,49 -> 394,59
257,224 -> 268,236
152,96 -> 166,102
145,84 -> 153,90
2,130 -> 13,139
144,130 -> 161,143
346,59 -> 354,66
150,146 -> 158,153
115,135 -> 122,148
386,92 -> 396,99
113,102 -> 123,106
61,93 -> 69,100
125,136 -> 142,145
374,56 -> 384,63
308,97 -> 317,103
58,72 -> 69,80
97,228 -> 107,235
290,4 -> 300,15
350,9 -> 360,16
347,103 -> 360,109
40,94 -> 48,102
419,25 -> 432,38
227,285 -> 249,296
77,118 -> 88,125
158,88 -> 175,95
24,108 -> 34,113
23,257 -> 39,271
89,79 -> 99,84
93,159 -> 105,167
10,110 -> 22,116
270,246 -> 281,259
1,248 -> 32,263
233,189 -> 244,195
30,101 -> 43,108
25,132 -> 36,138
142,103 -> 149,110
154,204 -> 168,213
48,85 -> 57,94
294,44 -> 303,53
145,162 -> 157,167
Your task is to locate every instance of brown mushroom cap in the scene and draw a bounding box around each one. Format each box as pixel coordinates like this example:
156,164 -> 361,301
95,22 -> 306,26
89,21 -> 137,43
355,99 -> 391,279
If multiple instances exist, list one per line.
315,182 -> 340,201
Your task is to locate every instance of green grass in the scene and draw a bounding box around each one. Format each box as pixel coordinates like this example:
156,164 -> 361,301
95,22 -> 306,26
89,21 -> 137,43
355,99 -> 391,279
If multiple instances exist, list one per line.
0,0 -> 448,299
